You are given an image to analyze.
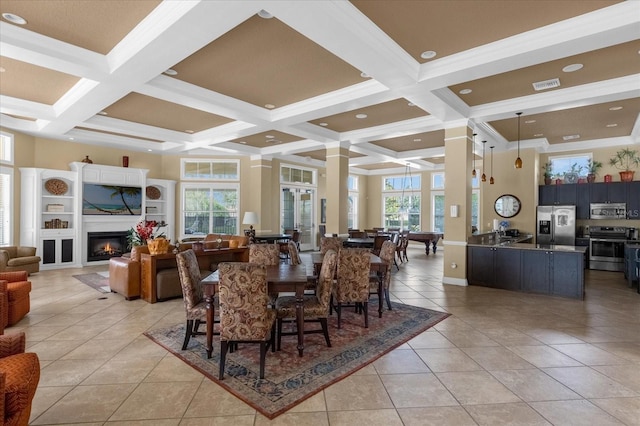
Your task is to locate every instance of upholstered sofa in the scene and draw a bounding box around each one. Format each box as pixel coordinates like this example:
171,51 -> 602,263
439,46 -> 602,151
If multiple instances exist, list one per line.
0,331 -> 40,426
0,271 -> 31,327
0,246 -> 41,275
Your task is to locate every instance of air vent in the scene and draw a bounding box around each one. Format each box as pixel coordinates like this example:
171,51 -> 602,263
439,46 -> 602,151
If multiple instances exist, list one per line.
562,134 -> 580,141
532,78 -> 560,91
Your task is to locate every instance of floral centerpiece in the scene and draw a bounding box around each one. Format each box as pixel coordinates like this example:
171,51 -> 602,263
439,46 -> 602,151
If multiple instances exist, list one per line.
127,219 -> 165,249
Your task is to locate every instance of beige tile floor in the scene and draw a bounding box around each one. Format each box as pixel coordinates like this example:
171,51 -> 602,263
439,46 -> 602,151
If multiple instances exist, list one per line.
8,243 -> 640,425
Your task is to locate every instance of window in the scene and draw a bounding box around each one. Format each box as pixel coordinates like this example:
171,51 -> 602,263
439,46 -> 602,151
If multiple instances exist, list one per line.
0,132 -> 13,165
281,165 -> 315,185
348,175 -> 358,229
549,154 -> 591,178
383,173 -> 421,231
181,159 -> 239,180
0,167 -> 12,245
431,172 -> 444,190
182,184 -> 239,237
432,192 -> 444,233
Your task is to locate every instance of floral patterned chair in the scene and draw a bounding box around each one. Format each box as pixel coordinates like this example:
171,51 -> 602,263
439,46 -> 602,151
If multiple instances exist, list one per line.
276,249 -> 337,350
332,248 -> 371,328
287,241 -> 302,266
320,236 -> 342,255
370,240 -> 396,315
176,249 -> 213,350
218,262 -> 276,380
0,332 -> 40,426
249,244 -> 280,266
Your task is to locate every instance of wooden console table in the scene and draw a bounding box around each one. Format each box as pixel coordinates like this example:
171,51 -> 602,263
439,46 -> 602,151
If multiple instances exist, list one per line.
140,248 -> 249,303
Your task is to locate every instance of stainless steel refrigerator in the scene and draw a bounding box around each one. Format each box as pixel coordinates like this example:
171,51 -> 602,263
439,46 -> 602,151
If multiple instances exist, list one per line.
536,205 -> 576,245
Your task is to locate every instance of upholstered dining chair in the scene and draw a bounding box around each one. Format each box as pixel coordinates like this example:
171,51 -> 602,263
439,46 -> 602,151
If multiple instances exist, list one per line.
371,235 -> 388,256
332,248 -> 371,328
287,241 -> 302,266
0,332 -> 40,426
176,249 -> 210,350
370,240 -> 396,313
320,236 -> 342,255
396,230 -> 410,263
217,262 -> 276,380
249,243 -> 280,266
275,249 -> 337,351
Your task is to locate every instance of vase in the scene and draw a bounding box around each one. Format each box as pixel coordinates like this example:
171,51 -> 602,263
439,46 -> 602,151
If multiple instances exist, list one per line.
587,173 -> 596,183
81,155 -> 93,164
147,237 -> 170,255
122,156 -> 129,167
604,174 -> 613,183
619,171 -> 635,182
544,178 -> 552,185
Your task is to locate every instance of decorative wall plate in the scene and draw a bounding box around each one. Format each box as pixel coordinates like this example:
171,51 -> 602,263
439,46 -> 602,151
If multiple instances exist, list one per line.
146,185 -> 161,200
45,178 -> 68,195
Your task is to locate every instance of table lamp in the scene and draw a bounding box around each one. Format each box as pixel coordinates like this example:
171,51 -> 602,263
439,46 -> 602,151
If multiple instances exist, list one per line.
242,211 -> 259,244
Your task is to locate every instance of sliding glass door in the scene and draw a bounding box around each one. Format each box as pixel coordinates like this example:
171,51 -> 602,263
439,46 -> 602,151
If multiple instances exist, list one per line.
281,186 -> 315,251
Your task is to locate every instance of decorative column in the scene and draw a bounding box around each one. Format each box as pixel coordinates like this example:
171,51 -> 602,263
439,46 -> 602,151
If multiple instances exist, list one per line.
248,155 -> 273,233
442,125 -> 474,286
325,141 -> 350,235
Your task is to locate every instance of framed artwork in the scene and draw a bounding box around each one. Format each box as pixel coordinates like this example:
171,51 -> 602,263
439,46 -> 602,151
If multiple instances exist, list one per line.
320,198 -> 326,224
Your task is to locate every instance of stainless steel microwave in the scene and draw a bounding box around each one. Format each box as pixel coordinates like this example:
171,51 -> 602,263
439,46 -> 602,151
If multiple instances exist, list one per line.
590,203 -> 627,220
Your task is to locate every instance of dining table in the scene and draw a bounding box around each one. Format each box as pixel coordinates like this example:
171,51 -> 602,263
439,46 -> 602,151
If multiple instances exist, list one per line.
255,233 -> 292,244
310,252 -> 390,317
200,263 -> 309,358
342,237 -> 375,248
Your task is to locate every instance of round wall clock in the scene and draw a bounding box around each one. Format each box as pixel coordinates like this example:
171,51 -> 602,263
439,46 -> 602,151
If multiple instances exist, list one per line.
494,194 -> 521,218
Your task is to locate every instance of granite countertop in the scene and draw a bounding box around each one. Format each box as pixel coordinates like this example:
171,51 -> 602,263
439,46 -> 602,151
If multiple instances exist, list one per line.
468,240 -> 587,253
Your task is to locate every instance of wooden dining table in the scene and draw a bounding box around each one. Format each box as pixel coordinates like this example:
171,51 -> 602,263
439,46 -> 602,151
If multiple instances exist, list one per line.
310,252 -> 390,317
200,263 -> 308,358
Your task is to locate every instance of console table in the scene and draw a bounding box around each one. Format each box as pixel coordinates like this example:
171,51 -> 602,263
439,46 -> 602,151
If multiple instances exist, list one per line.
140,248 -> 249,303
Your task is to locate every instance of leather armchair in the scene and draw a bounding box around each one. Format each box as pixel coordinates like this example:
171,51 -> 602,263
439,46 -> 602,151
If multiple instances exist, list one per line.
0,272 -> 31,327
108,245 -> 149,300
0,332 -> 40,426
0,246 -> 41,275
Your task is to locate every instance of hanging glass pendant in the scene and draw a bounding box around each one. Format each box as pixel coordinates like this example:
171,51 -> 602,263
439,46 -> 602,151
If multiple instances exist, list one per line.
472,133 -> 477,177
490,145 -> 495,184
481,140 -> 487,182
514,112 -> 523,169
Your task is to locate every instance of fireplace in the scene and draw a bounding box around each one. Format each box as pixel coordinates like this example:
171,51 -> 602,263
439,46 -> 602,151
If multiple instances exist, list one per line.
87,231 -> 128,261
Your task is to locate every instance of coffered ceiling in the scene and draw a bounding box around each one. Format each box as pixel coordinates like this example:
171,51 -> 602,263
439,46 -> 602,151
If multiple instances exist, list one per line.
0,0 -> 638,175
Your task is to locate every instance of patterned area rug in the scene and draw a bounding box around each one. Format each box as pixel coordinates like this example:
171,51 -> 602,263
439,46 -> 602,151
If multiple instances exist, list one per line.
72,272 -> 111,293
145,303 -> 449,419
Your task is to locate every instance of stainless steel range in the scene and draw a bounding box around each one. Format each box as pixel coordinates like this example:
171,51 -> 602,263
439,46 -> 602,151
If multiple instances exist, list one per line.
589,226 -> 628,272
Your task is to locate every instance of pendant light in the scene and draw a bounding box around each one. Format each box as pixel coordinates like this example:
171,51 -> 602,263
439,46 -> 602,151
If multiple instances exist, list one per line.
471,133 -> 477,178
481,140 -> 487,182
490,145 -> 495,184
514,112 -> 523,169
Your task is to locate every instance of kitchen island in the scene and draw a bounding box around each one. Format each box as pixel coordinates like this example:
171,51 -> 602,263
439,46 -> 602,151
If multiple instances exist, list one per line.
467,235 -> 586,299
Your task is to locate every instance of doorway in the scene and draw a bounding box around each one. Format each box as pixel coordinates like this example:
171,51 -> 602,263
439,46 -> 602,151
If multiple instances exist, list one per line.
281,186 -> 315,251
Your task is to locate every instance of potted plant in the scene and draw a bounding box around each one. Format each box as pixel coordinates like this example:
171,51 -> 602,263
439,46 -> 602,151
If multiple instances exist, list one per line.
541,162 -> 553,185
563,163 -> 583,184
609,148 -> 640,182
586,159 -> 602,183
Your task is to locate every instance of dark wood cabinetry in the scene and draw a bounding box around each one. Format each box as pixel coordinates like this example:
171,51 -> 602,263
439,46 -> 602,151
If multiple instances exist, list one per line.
539,181 -> 638,219
468,245 -> 585,299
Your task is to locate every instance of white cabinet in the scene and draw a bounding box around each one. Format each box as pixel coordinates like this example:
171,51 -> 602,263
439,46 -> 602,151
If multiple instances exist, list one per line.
145,179 -> 176,243
20,168 -> 80,269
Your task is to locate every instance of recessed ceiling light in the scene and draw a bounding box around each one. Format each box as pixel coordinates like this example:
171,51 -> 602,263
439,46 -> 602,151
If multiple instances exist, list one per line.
238,141 -> 247,144
147,149 -> 152,152
534,133 -> 543,137
266,135 -> 275,139
355,113 -> 367,119
97,111 -> 108,116
265,104 -> 275,109
459,89 -> 472,95
533,78 -> 560,91
2,13 -> 27,25
606,123 -> 618,128
562,63 -> 583,73
68,137 -> 74,140
258,9 -> 273,19
319,122 -> 328,127
360,72 -> 370,78
269,140 -> 281,144
413,138 -> 422,142
420,50 -> 436,59
524,120 -> 536,124
562,134 -> 580,141
163,68 -> 178,76
609,106 -> 623,111
407,102 -> 415,107
0,67 -> 5,73
185,130 -> 194,134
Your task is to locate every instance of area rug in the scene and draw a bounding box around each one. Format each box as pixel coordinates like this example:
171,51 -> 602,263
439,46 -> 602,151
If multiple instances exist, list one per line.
144,303 -> 449,419
72,272 -> 111,293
